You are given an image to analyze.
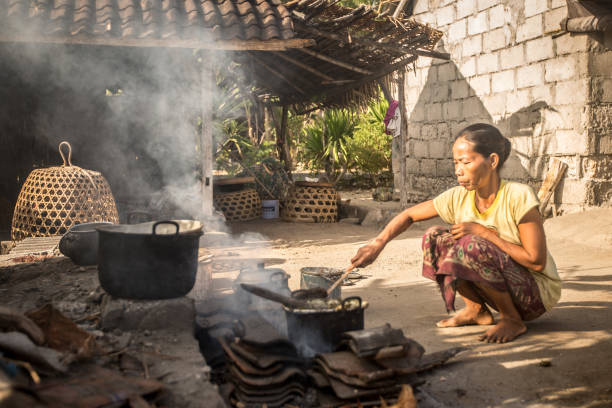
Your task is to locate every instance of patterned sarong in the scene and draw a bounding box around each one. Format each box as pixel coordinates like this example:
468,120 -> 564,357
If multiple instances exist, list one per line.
422,226 -> 546,321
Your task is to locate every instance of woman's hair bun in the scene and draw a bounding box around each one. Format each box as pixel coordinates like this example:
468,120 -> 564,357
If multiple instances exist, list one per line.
455,123 -> 512,170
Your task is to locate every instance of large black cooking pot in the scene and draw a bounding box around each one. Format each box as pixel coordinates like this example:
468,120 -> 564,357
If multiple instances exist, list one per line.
284,296 -> 367,358
96,220 -> 203,300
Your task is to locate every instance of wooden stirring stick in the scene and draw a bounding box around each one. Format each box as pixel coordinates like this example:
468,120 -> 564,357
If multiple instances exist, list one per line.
327,264 -> 356,295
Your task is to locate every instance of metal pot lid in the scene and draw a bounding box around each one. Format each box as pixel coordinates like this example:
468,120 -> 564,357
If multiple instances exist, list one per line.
96,220 -> 203,235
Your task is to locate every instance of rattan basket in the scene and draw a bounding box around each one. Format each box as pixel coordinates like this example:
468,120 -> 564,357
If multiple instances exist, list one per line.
11,142 -> 119,241
214,188 -> 261,222
282,182 -> 338,223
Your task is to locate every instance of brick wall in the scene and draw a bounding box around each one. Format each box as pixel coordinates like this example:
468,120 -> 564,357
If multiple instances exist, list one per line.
398,0 -> 612,212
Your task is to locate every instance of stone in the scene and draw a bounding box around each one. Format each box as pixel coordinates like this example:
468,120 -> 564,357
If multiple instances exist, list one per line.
468,11 -> 488,35
100,296 -> 195,332
555,80 -> 589,105
451,80 -> 469,99
430,140 -> 448,159
516,15 -> 543,43
405,157 -> 420,174
421,159 -> 437,176
489,5 -> 505,29
448,19 -> 467,42
432,82 -> 450,102
461,57 -> 477,77
506,89 -> 531,112
492,69 -> 515,93
600,135 -> 612,154
462,34 -> 483,57
413,140 -> 429,158
596,78 -> 612,102
422,124 -> 438,139
477,52 -> 499,74
555,33 -> 589,55
477,0 -> 497,11
410,104 -> 426,121
482,93 -> 507,115
470,74 -> 491,96
438,122 -> 451,139
525,37 -> 554,62
591,51 -> 612,76
413,0 -> 429,15
463,96 -> 486,118
545,55 -> 576,82
558,179 -> 589,204
437,63 -> 457,81
524,0 -> 548,17
544,130 -> 588,155
444,100 -> 463,119
544,8 -> 566,33
457,0 -> 477,19
517,63 -> 544,88
426,103 -> 443,121
437,159 -> 455,177
500,44 -> 525,69
484,28 -> 507,51
551,0 -> 565,8
530,84 -> 554,104
436,5 -> 456,27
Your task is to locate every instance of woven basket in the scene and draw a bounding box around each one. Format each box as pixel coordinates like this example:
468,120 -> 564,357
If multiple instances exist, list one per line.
11,142 -> 119,241
214,188 -> 261,222
282,182 -> 338,223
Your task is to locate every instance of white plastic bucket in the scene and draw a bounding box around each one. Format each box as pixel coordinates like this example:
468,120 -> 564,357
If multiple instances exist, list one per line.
262,199 -> 279,219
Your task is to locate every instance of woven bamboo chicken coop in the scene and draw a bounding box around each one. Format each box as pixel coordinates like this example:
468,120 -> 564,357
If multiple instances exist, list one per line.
282,182 -> 339,223
11,143 -> 118,241
213,177 -> 262,222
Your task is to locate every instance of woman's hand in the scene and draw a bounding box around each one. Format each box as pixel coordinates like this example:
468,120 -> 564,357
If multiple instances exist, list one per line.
351,241 -> 385,268
450,222 -> 495,240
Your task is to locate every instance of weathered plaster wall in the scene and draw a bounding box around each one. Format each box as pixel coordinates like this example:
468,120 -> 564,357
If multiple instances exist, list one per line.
398,0 -> 612,212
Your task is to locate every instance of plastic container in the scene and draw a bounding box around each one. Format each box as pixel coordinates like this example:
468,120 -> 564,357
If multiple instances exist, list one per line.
262,199 -> 279,219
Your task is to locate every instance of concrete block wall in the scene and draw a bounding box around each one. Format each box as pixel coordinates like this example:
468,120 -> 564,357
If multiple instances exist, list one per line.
398,0 -> 612,212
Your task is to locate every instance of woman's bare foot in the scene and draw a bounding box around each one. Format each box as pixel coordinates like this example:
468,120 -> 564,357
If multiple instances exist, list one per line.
436,306 -> 494,328
479,318 -> 526,343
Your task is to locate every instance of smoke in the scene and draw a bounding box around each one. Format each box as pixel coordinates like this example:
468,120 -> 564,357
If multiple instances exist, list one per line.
2,25 -> 290,335
3,42 -> 241,231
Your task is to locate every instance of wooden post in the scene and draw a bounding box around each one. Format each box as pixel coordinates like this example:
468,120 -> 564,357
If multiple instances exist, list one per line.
398,70 -> 408,208
200,53 -> 214,216
274,105 -> 292,179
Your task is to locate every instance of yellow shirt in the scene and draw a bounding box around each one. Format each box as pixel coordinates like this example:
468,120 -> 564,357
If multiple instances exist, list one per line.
432,180 -> 561,311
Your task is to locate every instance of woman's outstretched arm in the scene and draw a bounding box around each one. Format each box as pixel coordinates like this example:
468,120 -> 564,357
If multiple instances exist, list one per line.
351,200 -> 438,267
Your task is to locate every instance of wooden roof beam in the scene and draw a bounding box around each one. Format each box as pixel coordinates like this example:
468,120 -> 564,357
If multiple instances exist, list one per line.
297,24 -> 449,60
249,53 -> 306,95
272,51 -> 334,81
0,35 -> 316,51
298,47 -> 372,75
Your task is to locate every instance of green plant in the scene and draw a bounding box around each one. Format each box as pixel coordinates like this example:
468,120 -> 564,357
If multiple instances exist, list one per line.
301,109 -> 355,183
214,119 -> 276,175
346,95 -> 392,183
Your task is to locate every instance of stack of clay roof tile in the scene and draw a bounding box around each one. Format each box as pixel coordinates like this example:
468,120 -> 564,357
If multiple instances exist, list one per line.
219,313 -> 307,407
309,324 -> 465,406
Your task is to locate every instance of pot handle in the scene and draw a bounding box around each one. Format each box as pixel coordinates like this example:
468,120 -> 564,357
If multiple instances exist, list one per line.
152,221 -> 180,236
342,296 -> 362,310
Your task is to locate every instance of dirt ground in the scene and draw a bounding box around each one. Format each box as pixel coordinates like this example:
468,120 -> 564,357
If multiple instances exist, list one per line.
222,205 -> 612,408
1,199 -> 611,407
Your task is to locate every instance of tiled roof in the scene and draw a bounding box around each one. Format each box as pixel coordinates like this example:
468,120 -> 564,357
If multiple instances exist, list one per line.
0,0 -> 295,42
